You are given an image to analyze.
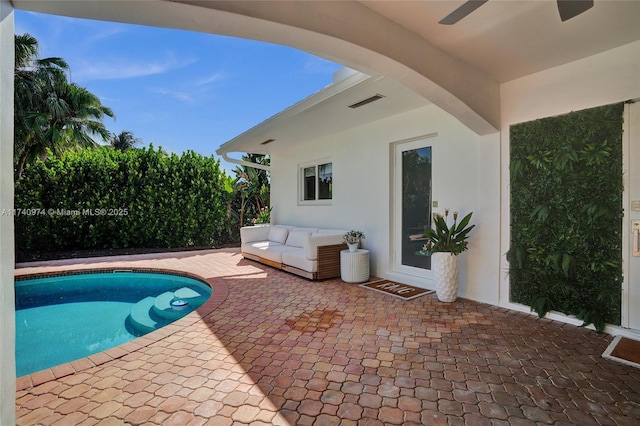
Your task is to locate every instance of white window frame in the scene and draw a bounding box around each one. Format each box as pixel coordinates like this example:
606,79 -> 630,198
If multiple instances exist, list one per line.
298,159 -> 333,206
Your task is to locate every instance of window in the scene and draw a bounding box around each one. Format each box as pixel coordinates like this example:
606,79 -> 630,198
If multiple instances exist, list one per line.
318,163 -> 332,200
303,166 -> 316,200
301,162 -> 332,203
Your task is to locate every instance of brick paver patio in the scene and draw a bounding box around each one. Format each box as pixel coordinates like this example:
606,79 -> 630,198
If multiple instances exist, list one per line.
14,248 -> 640,425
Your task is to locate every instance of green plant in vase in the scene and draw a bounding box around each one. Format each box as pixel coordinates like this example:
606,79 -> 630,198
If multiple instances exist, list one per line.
420,209 -> 475,256
343,230 -> 365,252
420,208 -> 475,303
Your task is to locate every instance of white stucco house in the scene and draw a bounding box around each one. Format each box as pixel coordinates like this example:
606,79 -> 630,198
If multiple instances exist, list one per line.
1,1 -> 639,423
217,49 -> 640,319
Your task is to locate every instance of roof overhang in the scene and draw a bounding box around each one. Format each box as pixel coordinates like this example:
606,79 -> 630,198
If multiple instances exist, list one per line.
216,70 -> 431,161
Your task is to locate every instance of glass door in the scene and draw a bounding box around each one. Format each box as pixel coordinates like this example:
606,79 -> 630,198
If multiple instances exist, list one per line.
393,138 -> 433,276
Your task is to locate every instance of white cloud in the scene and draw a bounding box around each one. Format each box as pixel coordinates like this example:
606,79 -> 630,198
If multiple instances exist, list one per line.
146,70 -> 227,104
83,25 -> 129,45
195,71 -> 226,87
149,87 -> 193,103
72,52 -> 195,82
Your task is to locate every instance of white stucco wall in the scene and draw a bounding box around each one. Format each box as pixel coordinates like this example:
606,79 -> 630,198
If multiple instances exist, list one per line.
269,40 -> 640,323
270,104 -> 501,305
499,41 -> 640,331
0,0 -> 15,424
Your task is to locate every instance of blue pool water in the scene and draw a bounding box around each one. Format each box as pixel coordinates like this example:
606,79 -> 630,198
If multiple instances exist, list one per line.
15,271 -> 211,377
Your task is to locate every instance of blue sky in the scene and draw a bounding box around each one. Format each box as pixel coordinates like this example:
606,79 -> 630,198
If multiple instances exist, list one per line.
15,11 -> 343,174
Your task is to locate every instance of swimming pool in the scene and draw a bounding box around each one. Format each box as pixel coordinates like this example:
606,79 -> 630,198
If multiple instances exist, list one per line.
15,271 -> 211,377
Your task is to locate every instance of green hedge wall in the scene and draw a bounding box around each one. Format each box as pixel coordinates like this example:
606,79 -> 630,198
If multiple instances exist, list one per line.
509,103 -> 624,332
15,146 -> 232,258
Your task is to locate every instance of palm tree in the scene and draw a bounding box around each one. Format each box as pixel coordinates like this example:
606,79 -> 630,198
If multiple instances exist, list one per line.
15,34 -> 67,177
109,131 -> 141,151
14,33 -> 114,179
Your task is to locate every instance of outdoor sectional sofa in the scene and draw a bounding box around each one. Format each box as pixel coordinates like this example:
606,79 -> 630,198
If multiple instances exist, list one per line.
240,225 -> 348,280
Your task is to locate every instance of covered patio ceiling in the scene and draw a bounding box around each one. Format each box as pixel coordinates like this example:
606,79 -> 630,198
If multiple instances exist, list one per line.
359,0 -> 640,83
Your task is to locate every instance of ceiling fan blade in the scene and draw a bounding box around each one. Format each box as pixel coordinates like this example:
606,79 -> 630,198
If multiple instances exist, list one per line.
557,0 -> 594,22
439,0 -> 489,25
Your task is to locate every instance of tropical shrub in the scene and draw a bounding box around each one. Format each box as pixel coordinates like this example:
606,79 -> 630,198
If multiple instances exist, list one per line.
508,103 -> 624,332
231,154 -> 270,227
15,146 -> 232,259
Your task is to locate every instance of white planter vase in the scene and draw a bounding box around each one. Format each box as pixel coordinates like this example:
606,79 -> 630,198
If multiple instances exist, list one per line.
431,252 -> 459,302
347,243 -> 359,253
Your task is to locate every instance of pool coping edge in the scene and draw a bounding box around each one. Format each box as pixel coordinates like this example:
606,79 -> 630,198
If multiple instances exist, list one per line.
15,267 -> 229,391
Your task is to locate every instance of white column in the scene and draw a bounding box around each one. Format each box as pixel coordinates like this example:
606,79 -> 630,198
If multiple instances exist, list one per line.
0,0 -> 15,424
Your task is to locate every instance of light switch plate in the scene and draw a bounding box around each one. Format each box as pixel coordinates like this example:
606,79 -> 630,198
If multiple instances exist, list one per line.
433,201 -> 438,208
632,200 -> 640,211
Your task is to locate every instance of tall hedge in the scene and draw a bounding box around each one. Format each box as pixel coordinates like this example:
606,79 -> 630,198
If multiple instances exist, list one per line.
15,146 -> 232,258
509,103 -> 624,332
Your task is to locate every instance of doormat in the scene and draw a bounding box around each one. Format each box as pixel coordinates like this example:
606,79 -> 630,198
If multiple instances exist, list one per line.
360,279 -> 433,300
603,335 -> 640,369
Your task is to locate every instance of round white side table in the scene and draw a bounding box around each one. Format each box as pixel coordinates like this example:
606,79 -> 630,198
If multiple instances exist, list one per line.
340,249 -> 370,283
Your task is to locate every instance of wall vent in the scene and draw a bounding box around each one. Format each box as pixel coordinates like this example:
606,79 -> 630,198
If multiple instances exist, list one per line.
348,94 -> 385,109
260,138 -> 275,145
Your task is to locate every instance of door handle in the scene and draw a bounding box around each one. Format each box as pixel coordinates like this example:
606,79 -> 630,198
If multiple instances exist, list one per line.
634,220 -> 640,257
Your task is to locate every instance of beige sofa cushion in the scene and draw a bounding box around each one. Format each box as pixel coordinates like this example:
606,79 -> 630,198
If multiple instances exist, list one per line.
243,241 -> 298,264
304,232 -> 348,260
260,245 -> 299,264
241,241 -> 282,258
285,230 -> 313,248
240,225 -> 270,243
267,226 -> 290,244
282,250 -> 317,273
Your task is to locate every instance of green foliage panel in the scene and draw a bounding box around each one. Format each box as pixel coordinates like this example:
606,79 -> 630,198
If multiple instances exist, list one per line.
509,103 -> 624,332
15,146 -> 233,258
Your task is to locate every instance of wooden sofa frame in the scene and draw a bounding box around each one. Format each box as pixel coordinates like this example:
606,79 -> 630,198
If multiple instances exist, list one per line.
242,242 -> 347,280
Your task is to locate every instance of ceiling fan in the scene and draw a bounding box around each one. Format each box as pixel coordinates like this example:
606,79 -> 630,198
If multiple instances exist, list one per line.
439,0 -> 594,25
